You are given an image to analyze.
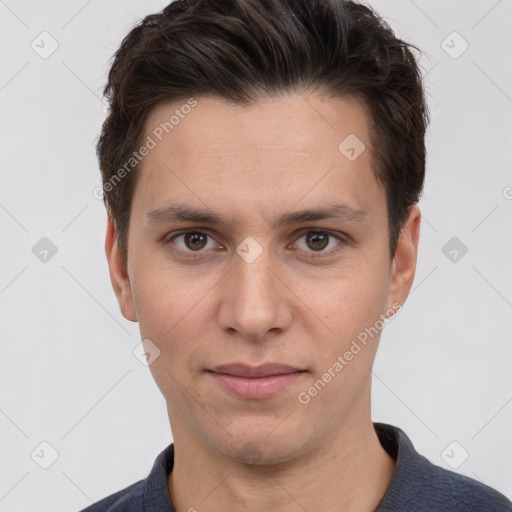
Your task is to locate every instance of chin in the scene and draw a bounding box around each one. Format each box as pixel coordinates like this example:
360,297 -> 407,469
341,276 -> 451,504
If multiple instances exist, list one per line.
212,430 -> 305,466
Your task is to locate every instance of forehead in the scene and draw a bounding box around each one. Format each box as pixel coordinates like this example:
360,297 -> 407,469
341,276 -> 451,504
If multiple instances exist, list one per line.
143,92 -> 371,159
133,92 -> 383,223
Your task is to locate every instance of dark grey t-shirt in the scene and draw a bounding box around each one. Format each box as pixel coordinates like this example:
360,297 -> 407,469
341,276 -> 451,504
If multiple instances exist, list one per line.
79,423 -> 512,511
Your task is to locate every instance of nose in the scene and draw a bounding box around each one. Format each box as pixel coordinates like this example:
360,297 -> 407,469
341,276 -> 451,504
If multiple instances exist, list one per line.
217,244 -> 293,342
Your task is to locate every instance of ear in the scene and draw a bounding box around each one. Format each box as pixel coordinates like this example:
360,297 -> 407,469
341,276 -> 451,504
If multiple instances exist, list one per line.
105,213 -> 137,322
387,205 -> 421,311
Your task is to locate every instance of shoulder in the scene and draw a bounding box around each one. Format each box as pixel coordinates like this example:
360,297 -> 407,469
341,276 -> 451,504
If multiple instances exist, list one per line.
76,443 -> 175,512
402,460 -> 512,511
77,479 -> 145,512
375,423 -> 512,512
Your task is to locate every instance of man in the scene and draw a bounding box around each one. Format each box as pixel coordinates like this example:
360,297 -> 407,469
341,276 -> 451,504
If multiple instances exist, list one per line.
83,0 -> 512,510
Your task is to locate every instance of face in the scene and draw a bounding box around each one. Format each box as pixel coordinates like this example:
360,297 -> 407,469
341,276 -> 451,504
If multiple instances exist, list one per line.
106,92 -> 420,464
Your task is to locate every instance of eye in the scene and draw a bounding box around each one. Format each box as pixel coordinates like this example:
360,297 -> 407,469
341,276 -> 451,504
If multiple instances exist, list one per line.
167,230 -> 220,255
164,228 -> 345,259
292,230 -> 343,256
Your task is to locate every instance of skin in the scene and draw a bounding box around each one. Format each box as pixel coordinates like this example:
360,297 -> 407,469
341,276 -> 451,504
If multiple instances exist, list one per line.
106,92 -> 421,512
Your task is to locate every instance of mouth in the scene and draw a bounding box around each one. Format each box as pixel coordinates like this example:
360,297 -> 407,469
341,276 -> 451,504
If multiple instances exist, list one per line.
206,363 -> 307,399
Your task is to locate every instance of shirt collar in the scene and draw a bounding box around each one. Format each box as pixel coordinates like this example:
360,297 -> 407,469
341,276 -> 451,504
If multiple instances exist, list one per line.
142,442 -> 175,511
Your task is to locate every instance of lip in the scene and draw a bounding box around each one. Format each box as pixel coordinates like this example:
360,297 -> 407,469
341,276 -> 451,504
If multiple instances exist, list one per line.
207,363 -> 306,399
210,363 -> 303,378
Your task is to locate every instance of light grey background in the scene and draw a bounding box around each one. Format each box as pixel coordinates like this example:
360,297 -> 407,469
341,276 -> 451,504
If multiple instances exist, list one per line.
1,0 -> 511,510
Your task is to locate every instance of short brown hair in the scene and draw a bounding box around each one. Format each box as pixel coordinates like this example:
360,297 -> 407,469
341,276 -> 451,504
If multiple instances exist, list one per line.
98,0 -> 429,265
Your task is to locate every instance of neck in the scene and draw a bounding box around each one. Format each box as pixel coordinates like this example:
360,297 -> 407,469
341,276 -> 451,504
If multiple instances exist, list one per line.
167,397 -> 395,512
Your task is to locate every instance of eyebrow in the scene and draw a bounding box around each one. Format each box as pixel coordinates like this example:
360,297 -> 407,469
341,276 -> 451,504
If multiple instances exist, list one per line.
146,202 -> 368,230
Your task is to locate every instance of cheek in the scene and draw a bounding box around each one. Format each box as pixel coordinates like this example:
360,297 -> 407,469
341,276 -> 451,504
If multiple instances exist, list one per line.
131,257 -> 209,337
298,272 -> 390,420
130,266 -> 202,386
320,258 -> 390,341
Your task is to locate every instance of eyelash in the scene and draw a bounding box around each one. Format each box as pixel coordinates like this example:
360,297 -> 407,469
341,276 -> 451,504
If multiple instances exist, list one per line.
164,229 -> 346,260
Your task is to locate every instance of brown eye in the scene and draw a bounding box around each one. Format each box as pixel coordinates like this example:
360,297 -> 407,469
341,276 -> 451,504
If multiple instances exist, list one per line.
183,231 -> 208,251
169,230 -> 218,254
293,230 -> 343,256
305,231 -> 330,251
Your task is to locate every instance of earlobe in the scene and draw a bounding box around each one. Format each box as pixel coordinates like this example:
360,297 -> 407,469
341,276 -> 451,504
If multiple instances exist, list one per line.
105,213 -> 137,322
387,206 -> 421,310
